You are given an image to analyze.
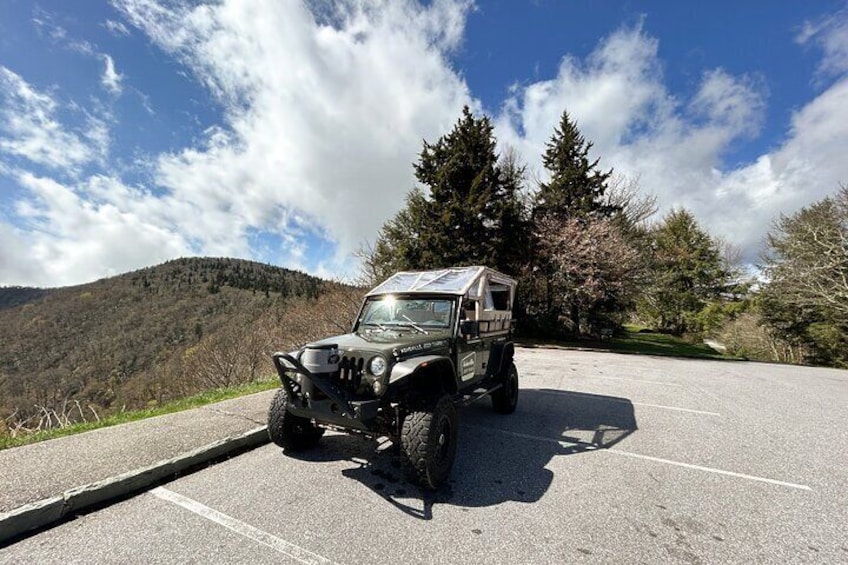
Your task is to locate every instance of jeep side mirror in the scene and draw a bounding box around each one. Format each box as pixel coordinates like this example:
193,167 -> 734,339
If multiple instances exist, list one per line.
460,320 -> 479,338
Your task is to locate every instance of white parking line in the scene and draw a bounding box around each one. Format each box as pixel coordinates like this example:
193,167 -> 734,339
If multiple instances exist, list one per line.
584,375 -> 683,387
631,402 -> 720,416
602,450 -> 812,491
537,389 -> 720,416
150,487 -> 339,565
471,426 -> 811,491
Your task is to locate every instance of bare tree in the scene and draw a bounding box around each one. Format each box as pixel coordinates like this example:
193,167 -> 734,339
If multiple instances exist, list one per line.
354,241 -> 383,289
604,174 -> 658,227
719,312 -> 806,364
763,185 -> 848,321
758,185 -> 848,366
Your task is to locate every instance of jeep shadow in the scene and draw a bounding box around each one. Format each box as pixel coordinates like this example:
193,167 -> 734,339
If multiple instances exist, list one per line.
284,388 -> 638,520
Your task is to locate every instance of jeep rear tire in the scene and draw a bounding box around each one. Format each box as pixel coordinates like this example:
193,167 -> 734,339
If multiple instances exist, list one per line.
491,362 -> 519,414
400,395 -> 458,489
268,387 -> 324,451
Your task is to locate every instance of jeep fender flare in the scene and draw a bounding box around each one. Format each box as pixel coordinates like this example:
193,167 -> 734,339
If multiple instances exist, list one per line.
388,355 -> 457,395
487,341 -> 515,377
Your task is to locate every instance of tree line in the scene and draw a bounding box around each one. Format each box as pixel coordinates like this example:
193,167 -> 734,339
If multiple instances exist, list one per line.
361,106 -> 847,368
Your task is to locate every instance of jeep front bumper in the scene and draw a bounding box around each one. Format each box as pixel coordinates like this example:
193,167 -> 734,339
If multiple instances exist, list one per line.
272,352 -> 380,432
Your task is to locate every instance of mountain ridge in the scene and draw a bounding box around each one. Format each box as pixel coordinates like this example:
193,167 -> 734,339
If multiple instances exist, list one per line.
0,257 -> 360,436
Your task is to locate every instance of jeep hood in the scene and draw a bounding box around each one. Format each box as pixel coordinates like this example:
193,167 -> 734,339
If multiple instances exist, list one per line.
305,330 -> 452,358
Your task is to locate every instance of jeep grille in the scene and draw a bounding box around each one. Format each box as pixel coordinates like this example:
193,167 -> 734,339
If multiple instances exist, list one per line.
338,355 -> 364,391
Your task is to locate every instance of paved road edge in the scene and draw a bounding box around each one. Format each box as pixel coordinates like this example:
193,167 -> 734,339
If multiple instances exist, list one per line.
0,425 -> 269,545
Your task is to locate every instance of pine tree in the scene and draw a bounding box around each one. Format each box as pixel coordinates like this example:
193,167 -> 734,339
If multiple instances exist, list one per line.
527,110 -> 617,336
639,209 -> 729,335
369,106 -> 526,278
369,188 -> 430,280
535,111 -> 614,222
414,106 -> 503,267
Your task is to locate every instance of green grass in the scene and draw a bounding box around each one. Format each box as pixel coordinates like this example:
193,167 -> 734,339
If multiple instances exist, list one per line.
519,327 -> 742,361
0,378 -> 279,451
610,330 -> 737,359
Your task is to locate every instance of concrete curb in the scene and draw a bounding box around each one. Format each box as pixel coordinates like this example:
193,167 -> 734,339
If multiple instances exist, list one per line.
0,425 -> 269,545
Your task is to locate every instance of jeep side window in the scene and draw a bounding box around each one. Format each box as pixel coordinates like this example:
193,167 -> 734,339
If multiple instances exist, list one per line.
488,284 -> 511,310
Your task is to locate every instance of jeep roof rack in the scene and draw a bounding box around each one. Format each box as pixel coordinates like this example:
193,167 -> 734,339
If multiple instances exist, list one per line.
367,266 -> 516,298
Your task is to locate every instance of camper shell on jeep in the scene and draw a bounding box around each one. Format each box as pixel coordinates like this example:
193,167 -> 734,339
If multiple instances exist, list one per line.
268,266 -> 518,488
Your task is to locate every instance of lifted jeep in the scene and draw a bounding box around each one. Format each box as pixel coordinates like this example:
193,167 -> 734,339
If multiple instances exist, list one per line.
268,266 -> 518,489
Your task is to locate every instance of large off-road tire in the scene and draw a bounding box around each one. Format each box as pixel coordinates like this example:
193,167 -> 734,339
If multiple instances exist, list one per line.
400,395 -> 458,489
491,362 -> 519,414
267,387 -> 324,451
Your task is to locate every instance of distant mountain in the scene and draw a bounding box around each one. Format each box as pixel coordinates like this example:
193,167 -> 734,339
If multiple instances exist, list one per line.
0,257 -> 360,433
0,287 -> 51,311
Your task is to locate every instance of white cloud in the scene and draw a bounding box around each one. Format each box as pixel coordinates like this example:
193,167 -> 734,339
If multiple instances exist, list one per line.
498,25 -> 665,157
3,0 -> 475,286
101,54 -> 123,95
0,67 -> 100,171
112,0 -> 475,265
104,19 -> 131,37
0,222 -> 44,286
496,22 -> 848,264
2,172 -> 191,287
797,6 -> 848,78
31,9 -> 126,97
31,8 -> 68,41
710,77 -> 848,256
3,2 -> 848,287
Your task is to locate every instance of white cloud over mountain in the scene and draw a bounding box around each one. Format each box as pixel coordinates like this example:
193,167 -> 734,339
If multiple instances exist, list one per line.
115,0 -> 475,271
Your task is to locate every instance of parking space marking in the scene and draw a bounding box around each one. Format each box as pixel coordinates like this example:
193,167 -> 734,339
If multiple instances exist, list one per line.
536,389 -> 720,416
466,425 -> 599,451
582,374 -> 683,387
150,487 -> 339,565
603,450 -> 812,491
631,402 -> 720,416
470,426 -> 811,491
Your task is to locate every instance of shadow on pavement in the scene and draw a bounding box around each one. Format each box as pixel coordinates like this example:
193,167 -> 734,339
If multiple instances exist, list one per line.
285,388 -> 638,520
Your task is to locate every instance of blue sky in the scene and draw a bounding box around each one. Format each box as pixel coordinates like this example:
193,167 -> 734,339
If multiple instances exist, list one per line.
1,0 -> 847,287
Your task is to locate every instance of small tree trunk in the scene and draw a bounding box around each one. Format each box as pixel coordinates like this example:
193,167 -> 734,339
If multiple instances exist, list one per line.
570,300 -> 581,336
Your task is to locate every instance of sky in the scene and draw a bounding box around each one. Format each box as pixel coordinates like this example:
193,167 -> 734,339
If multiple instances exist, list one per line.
1,0 -> 847,287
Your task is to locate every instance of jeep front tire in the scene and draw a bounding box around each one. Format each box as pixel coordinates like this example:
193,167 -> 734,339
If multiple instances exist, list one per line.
268,387 -> 324,451
400,395 -> 458,489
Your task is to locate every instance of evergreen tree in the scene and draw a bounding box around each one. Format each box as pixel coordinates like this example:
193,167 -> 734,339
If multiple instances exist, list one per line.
527,111 -> 618,336
535,111 -> 614,222
639,209 -> 729,335
369,188 -> 429,281
492,146 -> 531,276
369,106 -> 526,278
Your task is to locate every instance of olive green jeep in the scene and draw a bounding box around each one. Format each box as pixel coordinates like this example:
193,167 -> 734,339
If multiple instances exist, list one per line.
268,266 -> 518,489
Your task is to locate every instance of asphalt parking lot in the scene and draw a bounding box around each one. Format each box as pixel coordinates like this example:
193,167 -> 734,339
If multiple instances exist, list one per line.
2,348 -> 847,564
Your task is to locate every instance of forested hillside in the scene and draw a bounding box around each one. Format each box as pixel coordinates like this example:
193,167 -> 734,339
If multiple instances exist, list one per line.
0,257 -> 361,435
0,287 -> 50,311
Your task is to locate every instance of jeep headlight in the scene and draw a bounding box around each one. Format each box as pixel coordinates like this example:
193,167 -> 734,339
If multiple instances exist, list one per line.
369,356 -> 387,377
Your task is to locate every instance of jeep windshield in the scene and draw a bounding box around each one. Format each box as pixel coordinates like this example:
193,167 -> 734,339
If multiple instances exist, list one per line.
357,296 -> 456,332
